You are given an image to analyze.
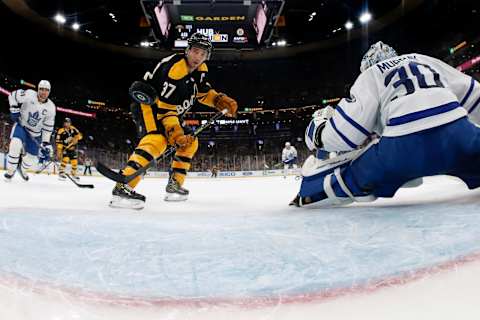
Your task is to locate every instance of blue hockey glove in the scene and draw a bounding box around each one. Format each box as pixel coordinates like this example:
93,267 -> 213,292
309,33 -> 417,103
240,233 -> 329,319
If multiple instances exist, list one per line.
39,142 -> 53,163
10,105 -> 20,123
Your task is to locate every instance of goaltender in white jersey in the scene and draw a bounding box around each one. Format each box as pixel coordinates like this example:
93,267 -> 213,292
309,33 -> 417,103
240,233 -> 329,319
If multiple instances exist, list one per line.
294,41 -> 480,207
321,51 -> 478,152
5,80 -> 56,181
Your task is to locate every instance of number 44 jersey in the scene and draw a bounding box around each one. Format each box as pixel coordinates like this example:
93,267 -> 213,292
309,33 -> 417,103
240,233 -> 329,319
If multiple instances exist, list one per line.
321,53 -> 480,152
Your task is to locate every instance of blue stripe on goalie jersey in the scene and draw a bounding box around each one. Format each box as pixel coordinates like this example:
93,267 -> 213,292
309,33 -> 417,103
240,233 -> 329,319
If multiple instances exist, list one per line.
468,96 -> 480,114
460,77 -> 475,107
329,118 -> 358,149
306,121 -> 316,143
335,106 -> 370,137
387,101 -> 460,126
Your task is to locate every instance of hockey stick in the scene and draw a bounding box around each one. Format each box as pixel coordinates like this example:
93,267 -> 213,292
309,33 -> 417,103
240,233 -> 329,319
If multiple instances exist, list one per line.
16,154 -> 29,181
35,160 -> 53,174
26,130 -> 95,188
51,160 -> 95,189
65,172 -> 94,188
96,109 -> 228,184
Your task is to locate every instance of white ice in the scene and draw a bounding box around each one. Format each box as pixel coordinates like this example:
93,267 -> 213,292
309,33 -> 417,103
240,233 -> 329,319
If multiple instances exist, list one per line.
0,173 -> 480,320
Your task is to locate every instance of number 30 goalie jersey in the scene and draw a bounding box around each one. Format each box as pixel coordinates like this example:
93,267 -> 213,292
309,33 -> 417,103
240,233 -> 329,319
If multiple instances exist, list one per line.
322,53 -> 480,152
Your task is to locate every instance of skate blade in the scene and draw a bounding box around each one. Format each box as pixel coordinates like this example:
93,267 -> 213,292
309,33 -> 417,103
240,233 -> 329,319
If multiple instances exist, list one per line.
164,193 -> 188,202
109,196 -> 145,210
58,176 -> 66,181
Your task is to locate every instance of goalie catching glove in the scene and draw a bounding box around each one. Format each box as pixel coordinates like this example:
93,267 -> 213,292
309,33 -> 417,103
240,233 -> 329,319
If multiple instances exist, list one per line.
305,105 -> 335,151
214,93 -> 238,117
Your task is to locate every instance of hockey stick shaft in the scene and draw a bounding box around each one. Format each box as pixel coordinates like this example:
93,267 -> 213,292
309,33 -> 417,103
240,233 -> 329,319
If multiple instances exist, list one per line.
96,109 -> 228,184
26,129 -> 94,188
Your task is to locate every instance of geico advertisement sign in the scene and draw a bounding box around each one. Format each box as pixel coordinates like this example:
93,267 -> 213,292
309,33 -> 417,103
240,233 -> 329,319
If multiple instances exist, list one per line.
219,171 -> 236,177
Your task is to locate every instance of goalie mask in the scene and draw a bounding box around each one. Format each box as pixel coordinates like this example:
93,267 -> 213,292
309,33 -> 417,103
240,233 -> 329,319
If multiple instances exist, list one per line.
186,32 -> 213,60
360,41 -> 398,73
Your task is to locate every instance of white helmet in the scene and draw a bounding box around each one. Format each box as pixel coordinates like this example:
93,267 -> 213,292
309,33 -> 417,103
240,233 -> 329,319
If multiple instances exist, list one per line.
305,105 -> 335,151
285,142 -> 291,147
38,80 -> 51,91
360,41 -> 397,73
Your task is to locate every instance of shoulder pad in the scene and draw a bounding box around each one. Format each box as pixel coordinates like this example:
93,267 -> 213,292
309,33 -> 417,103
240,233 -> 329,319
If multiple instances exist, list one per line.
168,58 -> 189,80
198,63 -> 208,72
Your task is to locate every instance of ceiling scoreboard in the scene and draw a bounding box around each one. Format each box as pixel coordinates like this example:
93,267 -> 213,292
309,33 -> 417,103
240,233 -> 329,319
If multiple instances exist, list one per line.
140,0 -> 285,50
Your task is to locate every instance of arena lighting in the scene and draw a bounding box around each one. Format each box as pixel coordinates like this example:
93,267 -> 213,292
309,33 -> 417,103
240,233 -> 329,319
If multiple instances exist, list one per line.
54,13 -> 66,24
277,40 -> 287,47
345,21 -> 354,30
359,11 -> 372,24
72,23 -> 80,31
140,41 -> 149,47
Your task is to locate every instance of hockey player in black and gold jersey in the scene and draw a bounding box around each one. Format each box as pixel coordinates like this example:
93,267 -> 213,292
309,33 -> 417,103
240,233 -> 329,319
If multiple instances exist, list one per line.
109,33 -> 238,209
56,117 -> 83,180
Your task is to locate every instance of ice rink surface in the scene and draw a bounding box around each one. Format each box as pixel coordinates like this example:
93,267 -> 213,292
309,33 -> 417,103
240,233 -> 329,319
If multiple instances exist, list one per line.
0,173 -> 480,320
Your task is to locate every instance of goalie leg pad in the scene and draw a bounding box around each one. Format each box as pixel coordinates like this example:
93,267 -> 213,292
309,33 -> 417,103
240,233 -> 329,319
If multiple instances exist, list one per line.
298,153 -> 377,207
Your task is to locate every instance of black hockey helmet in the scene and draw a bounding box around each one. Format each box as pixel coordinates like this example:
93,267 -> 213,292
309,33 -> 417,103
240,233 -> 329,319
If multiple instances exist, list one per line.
64,117 -> 72,124
186,32 -> 213,60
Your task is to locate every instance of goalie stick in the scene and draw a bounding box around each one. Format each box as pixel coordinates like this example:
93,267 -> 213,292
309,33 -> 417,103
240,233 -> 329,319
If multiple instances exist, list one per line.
96,109 -> 228,184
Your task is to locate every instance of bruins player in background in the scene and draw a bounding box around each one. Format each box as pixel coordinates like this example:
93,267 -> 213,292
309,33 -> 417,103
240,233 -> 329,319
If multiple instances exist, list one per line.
109,33 -> 237,210
56,117 -> 83,180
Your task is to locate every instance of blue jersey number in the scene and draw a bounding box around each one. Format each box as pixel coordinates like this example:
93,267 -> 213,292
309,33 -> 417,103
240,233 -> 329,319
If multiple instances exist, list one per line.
385,62 -> 444,101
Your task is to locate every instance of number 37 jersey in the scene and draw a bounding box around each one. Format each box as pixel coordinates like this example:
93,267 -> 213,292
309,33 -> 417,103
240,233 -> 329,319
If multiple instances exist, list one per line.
142,53 -> 218,124
322,53 -> 480,152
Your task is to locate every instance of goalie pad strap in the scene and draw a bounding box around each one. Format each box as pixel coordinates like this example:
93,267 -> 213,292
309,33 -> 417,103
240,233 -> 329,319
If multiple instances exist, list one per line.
334,167 -> 356,200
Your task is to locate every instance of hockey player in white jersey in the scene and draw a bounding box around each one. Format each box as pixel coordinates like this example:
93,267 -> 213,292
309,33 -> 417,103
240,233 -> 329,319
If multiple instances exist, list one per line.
291,41 -> 480,207
282,142 -> 298,178
4,80 -> 56,181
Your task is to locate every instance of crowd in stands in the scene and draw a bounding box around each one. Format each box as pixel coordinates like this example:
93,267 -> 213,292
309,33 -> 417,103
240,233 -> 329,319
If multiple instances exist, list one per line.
2,36 -> 479,173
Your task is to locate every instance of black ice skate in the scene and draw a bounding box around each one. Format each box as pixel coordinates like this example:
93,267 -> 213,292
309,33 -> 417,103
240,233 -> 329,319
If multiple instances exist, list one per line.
109,183 -> 146,210
4,171 -> 15,182
164,177 -> 189,202
289,194 -> 312,207
58,172 -> 67,181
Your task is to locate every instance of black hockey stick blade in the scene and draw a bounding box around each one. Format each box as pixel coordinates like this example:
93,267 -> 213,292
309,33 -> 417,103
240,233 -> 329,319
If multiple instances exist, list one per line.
96,146 -> 175,184
65,173 -> 94,188
95,161 -> 128,184
96,109 -> 228,184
